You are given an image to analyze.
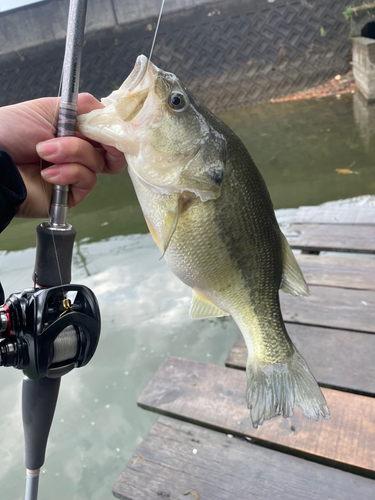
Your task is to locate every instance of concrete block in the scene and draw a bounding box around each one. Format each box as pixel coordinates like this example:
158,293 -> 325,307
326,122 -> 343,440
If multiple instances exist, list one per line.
352,36 -> 375,102
353,91 -> 375,154
350,4 -> 375,37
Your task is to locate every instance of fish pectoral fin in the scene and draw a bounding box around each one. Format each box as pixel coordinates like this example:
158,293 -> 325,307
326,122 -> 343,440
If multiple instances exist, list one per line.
161,197 -> 182,256
279,231 -> 309,296
189,289 -> 230,319
144,216 -> 163,253
144,197 -> 182,256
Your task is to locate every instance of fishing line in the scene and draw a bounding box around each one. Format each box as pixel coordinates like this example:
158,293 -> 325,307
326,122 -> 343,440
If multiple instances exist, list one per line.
38,0 -> 166,289
40,71 -> 63,218
148,0 -> 165,63
38,71 -> 65,289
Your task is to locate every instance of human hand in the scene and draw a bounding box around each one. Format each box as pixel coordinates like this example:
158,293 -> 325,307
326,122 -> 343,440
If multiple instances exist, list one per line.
0,93 -> 126,218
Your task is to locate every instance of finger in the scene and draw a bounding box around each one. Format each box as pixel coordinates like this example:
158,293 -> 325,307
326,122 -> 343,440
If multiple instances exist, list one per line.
74,130 -> 102,148
36,136 -> 106,174
101,145 -> 127,175
26,93 -> 103,129
41,163 -> 97,207
15,163 -> 52,219
77,93 -> 104,115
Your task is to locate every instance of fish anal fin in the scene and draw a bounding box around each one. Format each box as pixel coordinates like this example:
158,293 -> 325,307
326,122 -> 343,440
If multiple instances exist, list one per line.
280,231 -> 309,297
189,289 -> 230,319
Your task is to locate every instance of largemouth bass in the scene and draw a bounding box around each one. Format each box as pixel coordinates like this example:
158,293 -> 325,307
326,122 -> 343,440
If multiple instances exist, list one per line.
77,55 -> 330,428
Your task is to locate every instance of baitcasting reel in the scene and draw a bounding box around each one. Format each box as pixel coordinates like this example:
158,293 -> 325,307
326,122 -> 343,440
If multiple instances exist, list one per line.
0,284 -> 100,379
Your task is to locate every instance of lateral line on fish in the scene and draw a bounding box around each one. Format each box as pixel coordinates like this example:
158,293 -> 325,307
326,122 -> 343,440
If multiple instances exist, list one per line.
148,0 -> 166,65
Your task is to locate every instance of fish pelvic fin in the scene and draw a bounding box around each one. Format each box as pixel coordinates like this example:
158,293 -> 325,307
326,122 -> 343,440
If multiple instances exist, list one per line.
189,289 -> 230,319
280,231 -> 309,297
246,347 -> 330,428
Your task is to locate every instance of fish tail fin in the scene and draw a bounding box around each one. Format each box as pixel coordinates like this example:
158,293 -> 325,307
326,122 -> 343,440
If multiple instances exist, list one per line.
246,347 -> 330,428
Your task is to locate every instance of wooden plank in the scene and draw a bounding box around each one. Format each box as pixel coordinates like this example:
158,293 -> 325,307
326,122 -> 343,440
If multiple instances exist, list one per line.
138,357 -> 375,477
280,285 -> 375,333
293,206 -> 375,225
113,416 -> 375,500
225,325 -> 375,396
296,254 -> 375,290
284,223 -> 375,253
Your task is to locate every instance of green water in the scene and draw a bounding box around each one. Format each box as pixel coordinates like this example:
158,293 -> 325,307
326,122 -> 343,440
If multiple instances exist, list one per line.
1,94 -> 374,499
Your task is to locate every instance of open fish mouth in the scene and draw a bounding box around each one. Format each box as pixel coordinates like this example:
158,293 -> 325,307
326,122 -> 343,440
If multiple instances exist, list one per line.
76,55 -> 158,154
120,55 -> 152,95
103,55 -> 158,123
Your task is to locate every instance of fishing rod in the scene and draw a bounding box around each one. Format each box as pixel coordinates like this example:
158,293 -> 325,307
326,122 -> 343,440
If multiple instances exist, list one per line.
0,1 -> 101,500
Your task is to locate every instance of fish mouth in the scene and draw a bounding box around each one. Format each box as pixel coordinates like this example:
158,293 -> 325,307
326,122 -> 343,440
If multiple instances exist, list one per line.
103,55 -> 158,123
76,55 -> 158,154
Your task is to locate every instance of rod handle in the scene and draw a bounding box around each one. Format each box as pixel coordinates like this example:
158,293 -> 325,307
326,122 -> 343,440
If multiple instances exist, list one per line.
22,377 -> 61,470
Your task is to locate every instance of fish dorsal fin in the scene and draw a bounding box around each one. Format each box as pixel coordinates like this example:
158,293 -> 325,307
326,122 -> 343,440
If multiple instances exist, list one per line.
280,231 -> 309,297
190,289 -> 230,319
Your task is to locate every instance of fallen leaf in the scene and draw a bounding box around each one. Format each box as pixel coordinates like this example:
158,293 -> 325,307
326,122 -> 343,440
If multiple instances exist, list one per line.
335,168 -> 359,175
132,454 -> 144,466
270,70 -> 356,102
183,491 -> 200,500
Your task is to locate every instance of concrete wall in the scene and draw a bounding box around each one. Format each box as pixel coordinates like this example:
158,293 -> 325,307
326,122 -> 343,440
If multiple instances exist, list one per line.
352,36 -> 375,102
0,0 -> 218,55
0,0 -> 360,112
350,4 -> 375,37
0,0 -> 112,55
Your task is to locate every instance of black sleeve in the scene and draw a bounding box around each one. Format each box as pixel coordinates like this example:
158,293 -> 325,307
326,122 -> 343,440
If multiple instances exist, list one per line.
0,147 -> 27,233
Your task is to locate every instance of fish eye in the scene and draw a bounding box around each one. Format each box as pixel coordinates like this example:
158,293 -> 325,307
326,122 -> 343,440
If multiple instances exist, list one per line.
168,91 -> 188,112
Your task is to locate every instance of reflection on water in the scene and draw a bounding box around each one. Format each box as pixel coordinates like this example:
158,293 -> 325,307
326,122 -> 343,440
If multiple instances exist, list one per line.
3,94 -> 375,253
0,235 -> 238,500
0,94 -> 375,499
220,94 -> 375,209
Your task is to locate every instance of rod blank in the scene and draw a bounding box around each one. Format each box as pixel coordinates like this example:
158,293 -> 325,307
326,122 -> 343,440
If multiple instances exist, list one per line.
50,0 -> 88,227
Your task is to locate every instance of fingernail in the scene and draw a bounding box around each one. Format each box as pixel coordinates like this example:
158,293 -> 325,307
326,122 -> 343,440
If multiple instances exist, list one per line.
41,166 -> 60,180
36,141 -> 60,158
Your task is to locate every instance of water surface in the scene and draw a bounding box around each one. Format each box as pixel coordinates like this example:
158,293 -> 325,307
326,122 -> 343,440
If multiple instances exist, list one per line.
0,94 -> 374,499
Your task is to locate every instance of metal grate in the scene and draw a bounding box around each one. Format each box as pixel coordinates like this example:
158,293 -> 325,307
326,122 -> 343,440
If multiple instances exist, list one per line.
0,0 -> 353,113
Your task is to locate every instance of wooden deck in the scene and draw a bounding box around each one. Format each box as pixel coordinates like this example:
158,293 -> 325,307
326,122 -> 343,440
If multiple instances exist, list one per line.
113,206 -> 375,500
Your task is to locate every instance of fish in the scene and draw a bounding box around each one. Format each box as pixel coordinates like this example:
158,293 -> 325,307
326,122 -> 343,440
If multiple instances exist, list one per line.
76,55 -> 330,428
